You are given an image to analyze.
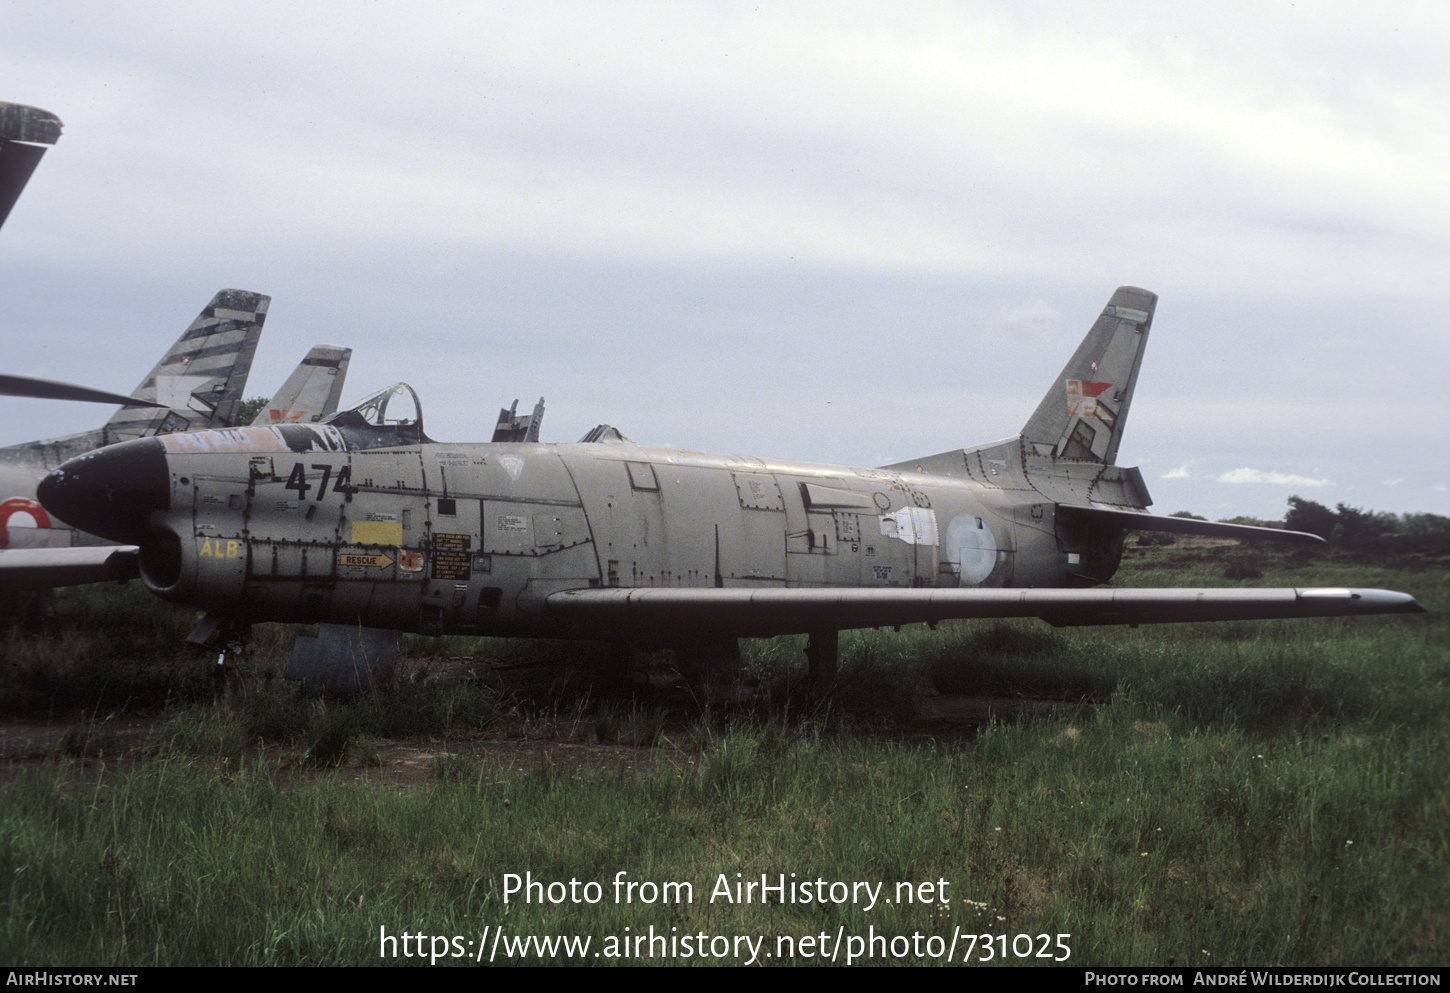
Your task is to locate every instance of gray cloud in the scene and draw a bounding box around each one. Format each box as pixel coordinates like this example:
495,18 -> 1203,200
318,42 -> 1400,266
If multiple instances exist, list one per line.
1,2 -> 1445,522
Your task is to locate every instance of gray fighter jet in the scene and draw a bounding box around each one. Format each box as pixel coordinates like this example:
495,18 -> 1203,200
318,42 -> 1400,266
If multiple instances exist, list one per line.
35,287 -> 1423,692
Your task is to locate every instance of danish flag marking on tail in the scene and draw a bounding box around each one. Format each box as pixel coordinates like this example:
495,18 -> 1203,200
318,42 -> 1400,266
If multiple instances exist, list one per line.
1066,379 -> 1112,418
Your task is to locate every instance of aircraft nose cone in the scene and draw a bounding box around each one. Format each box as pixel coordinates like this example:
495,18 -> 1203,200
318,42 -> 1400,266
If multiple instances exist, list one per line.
37,438 -> 170,544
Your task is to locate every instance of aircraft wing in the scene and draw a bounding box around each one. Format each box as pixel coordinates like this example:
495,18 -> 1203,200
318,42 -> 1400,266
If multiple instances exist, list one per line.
0,373 -> 168,408
546,586 -> 1423,639
0,545 -> 137,590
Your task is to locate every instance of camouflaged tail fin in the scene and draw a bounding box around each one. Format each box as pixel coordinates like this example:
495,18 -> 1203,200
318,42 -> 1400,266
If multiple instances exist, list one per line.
102,289 -> 268,442
1019,286 -> 1155,465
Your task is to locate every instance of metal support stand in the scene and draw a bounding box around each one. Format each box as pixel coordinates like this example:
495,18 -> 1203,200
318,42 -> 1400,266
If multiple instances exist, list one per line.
805,629 -> 838,695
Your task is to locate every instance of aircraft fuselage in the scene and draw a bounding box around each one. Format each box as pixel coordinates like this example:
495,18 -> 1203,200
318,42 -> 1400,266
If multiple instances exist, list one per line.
70,427 -> 1113,646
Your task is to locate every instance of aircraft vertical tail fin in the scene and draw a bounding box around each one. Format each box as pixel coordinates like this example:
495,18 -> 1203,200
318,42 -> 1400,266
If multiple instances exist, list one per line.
1019,286 -> 1155,465
885,286 -> 1157,512
249,345 -> 351,425
891,286 -> 1322,560
102,289 -> 267,443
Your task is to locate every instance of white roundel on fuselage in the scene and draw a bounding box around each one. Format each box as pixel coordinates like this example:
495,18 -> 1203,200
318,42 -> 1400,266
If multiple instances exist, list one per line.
946,514 -> 997,585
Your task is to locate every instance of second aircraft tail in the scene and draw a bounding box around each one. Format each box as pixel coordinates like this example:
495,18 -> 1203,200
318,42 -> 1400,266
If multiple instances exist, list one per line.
102,289 -> 268,443
250,345 -> 351,425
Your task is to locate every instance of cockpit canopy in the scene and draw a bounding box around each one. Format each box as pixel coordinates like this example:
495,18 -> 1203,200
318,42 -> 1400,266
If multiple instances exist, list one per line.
322,383 -> 432,449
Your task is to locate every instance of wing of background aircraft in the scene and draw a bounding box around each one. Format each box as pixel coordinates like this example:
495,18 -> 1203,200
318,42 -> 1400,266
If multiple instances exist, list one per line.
0,101 -> 62,231
0,373 -> 167,408
248,345 -> 351,425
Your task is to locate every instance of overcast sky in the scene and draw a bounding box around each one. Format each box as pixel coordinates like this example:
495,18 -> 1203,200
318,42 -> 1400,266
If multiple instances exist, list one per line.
2,1 -> 1445,521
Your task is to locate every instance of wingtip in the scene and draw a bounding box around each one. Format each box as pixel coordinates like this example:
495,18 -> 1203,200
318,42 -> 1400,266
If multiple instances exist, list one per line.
1300,588 -> 1426,614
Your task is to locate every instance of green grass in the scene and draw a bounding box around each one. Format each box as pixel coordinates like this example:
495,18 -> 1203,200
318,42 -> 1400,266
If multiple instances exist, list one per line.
0,541 -> 1444,965
2,708 -> 1443,965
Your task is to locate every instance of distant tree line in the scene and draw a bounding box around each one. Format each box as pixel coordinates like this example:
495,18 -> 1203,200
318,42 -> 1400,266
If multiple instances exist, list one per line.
1283,496 -> 1450,543
1139,499 -> 1450,548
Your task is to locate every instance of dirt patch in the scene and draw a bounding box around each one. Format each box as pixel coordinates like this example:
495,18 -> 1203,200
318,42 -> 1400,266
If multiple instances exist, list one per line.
365,731 -> 697,783
0,691 -> 1086,788
0,718 -> 156,762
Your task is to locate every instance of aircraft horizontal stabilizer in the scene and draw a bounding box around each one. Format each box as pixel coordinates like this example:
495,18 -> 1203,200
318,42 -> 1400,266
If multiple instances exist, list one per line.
1057,505 -> 1324,545
547,585 -> 1423,640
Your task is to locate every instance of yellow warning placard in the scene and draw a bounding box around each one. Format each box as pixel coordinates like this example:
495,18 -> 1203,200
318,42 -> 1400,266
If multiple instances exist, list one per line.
351,520 -> 403,546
